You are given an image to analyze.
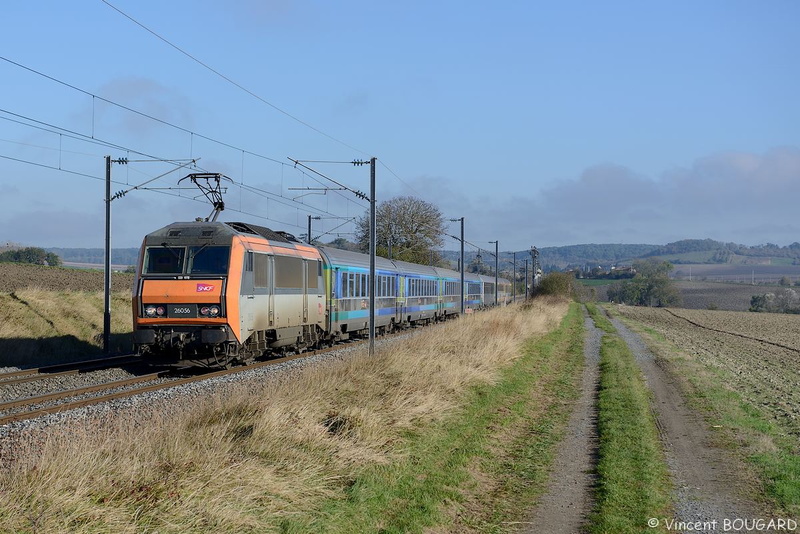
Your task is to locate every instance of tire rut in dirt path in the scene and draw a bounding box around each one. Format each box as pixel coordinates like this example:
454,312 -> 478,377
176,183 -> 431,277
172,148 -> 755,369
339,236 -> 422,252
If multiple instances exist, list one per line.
522,308 -> 600,533
608,312 -> 767,534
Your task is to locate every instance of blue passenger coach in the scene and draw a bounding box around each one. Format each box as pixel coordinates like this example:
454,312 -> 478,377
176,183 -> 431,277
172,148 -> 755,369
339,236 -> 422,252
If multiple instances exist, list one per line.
318,245 -> 511,341
318,246 -> 399,338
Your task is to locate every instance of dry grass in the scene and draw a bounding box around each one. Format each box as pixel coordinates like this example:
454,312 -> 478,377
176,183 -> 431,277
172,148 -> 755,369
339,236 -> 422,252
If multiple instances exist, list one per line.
0,289 -> 132,367
0,299 -> 568,533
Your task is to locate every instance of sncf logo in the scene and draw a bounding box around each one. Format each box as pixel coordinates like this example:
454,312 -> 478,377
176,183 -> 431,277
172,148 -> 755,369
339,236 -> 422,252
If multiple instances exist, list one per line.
196,283 -> 215,292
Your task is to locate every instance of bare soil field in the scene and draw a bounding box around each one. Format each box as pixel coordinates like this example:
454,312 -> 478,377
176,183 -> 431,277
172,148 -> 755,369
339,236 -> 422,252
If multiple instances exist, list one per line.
612,306 -> 800,442
672,281 -> 763,311
0,262 -> 135,293
672,263 -> 800,284
591,280 -> 769,311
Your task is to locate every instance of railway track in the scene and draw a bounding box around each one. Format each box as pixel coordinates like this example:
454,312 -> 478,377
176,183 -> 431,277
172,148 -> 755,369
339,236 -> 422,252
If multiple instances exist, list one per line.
0,354 -> 141,386
0,368 -> 177,425
0,338 -> 376,427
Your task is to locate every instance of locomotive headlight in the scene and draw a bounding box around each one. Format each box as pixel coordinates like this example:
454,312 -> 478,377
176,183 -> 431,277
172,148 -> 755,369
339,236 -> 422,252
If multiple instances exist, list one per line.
156,306 -> 166,316
199,305 -> 220,317
144,305 -> 157,317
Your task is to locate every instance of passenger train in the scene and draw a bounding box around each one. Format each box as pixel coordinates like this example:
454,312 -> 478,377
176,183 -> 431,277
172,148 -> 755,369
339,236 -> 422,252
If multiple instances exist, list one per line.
132,220 -> 511,366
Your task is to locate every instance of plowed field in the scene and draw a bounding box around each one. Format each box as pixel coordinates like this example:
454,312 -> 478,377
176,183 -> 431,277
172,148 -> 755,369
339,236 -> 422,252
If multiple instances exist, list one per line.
0,263 -> 135,293
612,305 -> 800,440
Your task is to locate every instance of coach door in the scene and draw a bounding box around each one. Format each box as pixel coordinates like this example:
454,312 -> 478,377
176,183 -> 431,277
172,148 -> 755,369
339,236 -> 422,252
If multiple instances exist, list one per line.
396,275 -> 404,322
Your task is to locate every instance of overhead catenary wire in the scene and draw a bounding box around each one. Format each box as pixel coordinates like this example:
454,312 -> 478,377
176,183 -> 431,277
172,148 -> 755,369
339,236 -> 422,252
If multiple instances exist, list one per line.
0,56 -> 371,224
311,217 -> 357,242
93,6 -> 427,198
0,56 -> 281,167
289,158 -> 371,207
99,0 -> 370,158
0,107 -> 354,225
2,53 -> 422,211
1,110 -> 349,233
1,48 -> 443,244
0,150 -> 318,232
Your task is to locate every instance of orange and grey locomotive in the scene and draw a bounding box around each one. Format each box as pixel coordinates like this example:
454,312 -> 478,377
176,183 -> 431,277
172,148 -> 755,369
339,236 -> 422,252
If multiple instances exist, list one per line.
132,221 -> 325,366
132,220 -> 511,366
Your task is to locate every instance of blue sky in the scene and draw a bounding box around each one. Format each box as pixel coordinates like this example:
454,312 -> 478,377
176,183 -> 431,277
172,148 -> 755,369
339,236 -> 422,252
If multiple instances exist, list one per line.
1,0 -> 798,253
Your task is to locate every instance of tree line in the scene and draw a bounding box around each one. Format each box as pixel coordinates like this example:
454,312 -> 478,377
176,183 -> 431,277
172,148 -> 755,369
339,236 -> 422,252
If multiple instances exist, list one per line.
606,259 -> 681,307
0,247 -> 62,267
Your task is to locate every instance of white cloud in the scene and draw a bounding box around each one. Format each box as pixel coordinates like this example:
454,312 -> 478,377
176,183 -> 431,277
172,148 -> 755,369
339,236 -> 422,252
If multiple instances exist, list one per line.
529,146 -> 800,247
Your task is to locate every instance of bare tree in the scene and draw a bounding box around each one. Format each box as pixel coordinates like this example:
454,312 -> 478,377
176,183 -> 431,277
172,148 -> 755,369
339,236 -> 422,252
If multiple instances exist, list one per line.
355,196 -> 445,265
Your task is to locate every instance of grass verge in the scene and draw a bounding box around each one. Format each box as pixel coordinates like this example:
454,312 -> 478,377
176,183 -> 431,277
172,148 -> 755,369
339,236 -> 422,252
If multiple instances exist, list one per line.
282,301 -> 586,533
586,303 -> 672,533
0,299 -> 580,533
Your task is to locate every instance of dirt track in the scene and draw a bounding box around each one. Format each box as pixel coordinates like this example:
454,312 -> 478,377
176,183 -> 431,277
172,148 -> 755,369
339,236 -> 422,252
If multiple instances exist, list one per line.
525,306 -> 766,533
523,309 -> 600,532
610,313 -> 765,533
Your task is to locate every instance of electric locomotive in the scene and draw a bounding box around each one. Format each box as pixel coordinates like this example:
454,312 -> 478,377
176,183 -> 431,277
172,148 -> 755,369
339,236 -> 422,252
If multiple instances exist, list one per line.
132,220 -> 326,366
132,219 -> 512,366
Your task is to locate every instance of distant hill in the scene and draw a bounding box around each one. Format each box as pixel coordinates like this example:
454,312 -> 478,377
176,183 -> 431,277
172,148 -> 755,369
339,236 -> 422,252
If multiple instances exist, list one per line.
642,239 -> 800,265
42,239 -> 800,273
536,243 -> 659,270
441,244 -> 658,272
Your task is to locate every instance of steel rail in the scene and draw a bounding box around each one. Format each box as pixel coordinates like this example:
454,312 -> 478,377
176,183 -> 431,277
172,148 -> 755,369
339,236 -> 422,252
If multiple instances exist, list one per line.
0,321 -> 442,426
0,354 -> 141,381
0,344 -> 350,425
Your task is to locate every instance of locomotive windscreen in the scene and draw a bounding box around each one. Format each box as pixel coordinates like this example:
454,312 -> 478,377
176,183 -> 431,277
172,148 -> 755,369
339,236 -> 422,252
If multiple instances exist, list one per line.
144,246 -> 185,274
187,246 -> 230,275
143,246 -> 230,275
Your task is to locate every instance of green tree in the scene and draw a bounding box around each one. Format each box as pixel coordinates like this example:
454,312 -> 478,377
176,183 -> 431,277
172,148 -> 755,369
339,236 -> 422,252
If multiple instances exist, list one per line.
536,271 -> 575,298
0,247 -> 62,267
750,288 -> 800,314
355,196 -> 445,265
607,259 -> 679,307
